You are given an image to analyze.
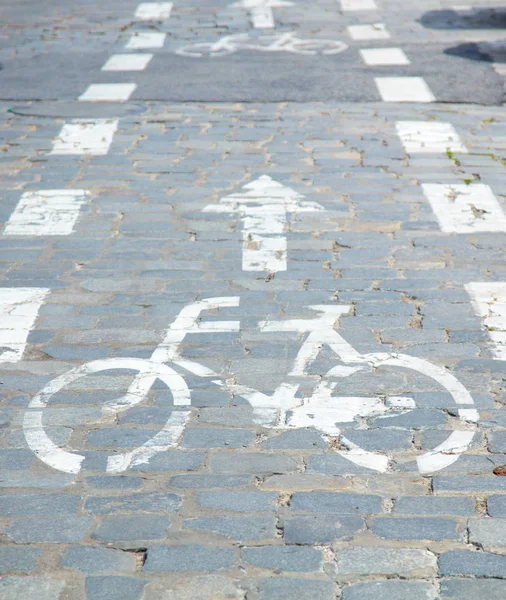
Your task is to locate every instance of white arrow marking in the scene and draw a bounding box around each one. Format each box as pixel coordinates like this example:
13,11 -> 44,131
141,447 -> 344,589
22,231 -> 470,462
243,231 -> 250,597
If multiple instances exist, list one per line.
204,175 -> 324,272
231,0 -> 293,28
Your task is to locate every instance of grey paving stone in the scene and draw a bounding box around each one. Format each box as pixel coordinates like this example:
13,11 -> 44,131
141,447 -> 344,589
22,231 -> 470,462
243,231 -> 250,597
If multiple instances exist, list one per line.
60,546 -> 137,574
488,495 -> 506,517
84,493 -> 180,515
0,493 -> 80,516
258,577 -> 335,599
489,431 -> 506,452
342,430 -> 413,451
433,477 -> 506,493
469,518 -> 506,547
242,546 -> 323,572
394,496 -> 475,516
168,474 -> 252,489
342,580 -> 438,600
143,544 -> 236,572
210,452 -> 298,473
0,576 -> 65,600
283,515 -> 364,544
0,546 -> 42,572
439,549 -> 506,577
181,427 -> 255,448
290,492 -> 382,515
0,472 -> 75,489
85,476 -> 144,490
196,491 -> 277,512
92,516 -> 169,542
307,454 -> 379,475
143,575 -> 246,599
440,578 -> 506,599
336,548 -> 437,577
372,517 -> 460,540
6,516 -> 93,543
130,450 -> 204,471
184,516 -> 276,541
85,576 -> 146,600
261,429 -> 328,449
0,449 -> 34,469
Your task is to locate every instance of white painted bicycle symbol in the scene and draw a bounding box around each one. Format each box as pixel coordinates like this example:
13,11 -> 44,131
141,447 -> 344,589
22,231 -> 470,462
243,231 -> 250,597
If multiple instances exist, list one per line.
24,297 -> 478,476
175,32 -> 349,58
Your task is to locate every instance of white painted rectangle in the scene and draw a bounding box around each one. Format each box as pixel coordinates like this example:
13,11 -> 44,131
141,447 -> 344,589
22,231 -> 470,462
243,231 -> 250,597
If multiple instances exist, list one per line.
375,77 -> 436,102
50,120 -> 119,156
360,47 -> 410,65
396,121 -> 467,154
422,183 -> 506,233
135,2 -> 173,19
251,5 -> 275,28
4,190 -> 90,236
125,32 -> 166,49
341,0 -> 377,11
102,54 -> 153,71
78,83 -> 137,102
347,23 -> 390,40
466,282 -> 506,360
0,288 -> 49,363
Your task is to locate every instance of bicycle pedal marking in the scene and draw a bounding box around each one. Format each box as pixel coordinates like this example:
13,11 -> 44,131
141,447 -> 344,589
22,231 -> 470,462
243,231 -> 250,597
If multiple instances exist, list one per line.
175,32 -> 349,58
23,297 -> 478,476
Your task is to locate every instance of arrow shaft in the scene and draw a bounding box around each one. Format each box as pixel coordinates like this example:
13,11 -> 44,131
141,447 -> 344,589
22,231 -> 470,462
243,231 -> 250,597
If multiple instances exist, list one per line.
241,207 -> 287,271
250,4 -> 274,28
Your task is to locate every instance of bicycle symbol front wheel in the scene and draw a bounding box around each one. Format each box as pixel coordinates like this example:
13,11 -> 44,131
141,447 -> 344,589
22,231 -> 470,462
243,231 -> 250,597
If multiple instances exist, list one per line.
23,358 -> 191,475
289,39 -> 349,55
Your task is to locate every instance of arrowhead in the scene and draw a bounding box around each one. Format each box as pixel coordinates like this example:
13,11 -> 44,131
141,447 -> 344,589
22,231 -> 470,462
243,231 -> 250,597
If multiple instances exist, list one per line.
203,175 -> 324,213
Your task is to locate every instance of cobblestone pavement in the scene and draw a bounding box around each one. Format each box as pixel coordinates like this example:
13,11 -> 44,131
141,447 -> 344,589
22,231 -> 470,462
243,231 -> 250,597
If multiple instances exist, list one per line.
3,0 -> 506,599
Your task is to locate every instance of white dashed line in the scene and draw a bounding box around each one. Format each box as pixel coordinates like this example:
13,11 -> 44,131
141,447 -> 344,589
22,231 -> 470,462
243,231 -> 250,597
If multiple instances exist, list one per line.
0,288 -> 49,363
3,190 -> 90,236
347,23 -> 390,40
422,183 -> 506,233
375,77 -> 436,102
78,83 -> 137,102
396,121 -> 467,154
102,54 -> 153,71
466,282 -> 506,360
360,47 -> 410,65
340,0 -> 377,11
135,2 -> 173,19
125,32 -> 166,49
50,120 -> 119,156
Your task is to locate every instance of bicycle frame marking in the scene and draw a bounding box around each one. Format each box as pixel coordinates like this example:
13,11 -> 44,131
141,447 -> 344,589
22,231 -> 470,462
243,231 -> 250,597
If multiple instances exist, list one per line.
23,297 -> 478,475
175,32 -> 349,58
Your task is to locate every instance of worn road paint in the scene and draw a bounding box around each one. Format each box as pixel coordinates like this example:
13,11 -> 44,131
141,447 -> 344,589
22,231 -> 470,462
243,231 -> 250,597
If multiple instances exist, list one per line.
102,54 -> 153,71
231,0 -> 293,29
24,297 -> 240,474
341,0 -> 377,10
3,190 -> 90,236
347,23 -> 390,40
422,183 -> 506,233
466,282 -> 506,360
78,83 -> 137,102
396,121 -> 467,154
360,47 -> 410,65
125,32 -> 166,49
135,2 -> 173,19
203,175 -> 324,272
375,77 -> 436,102
50,120 -> 119,155
0,288 -> 49,363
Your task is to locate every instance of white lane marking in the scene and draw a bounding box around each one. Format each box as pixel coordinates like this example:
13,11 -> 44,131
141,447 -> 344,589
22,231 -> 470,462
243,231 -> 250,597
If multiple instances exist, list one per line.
360,47 -> 410,65
125,32 -> 166,49
203,175 -> 324,272
78,83 -> 137,102
0,288 -> 49,363
347,23 -> 390,40
375,77 -> 436,102
466,282 -> 506,360
231,0 -> 293,29
49,120 -> 119,155
3,190 -> 90,236
396,121 -> 467,154
102,53 -> 153,71
341,0 -> 377,10
135,2 -> 173,19
422,183 -> 506,233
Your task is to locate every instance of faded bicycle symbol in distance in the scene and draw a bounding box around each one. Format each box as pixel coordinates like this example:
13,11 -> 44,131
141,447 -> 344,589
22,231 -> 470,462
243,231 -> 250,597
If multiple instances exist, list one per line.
175,32 -> 349,57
